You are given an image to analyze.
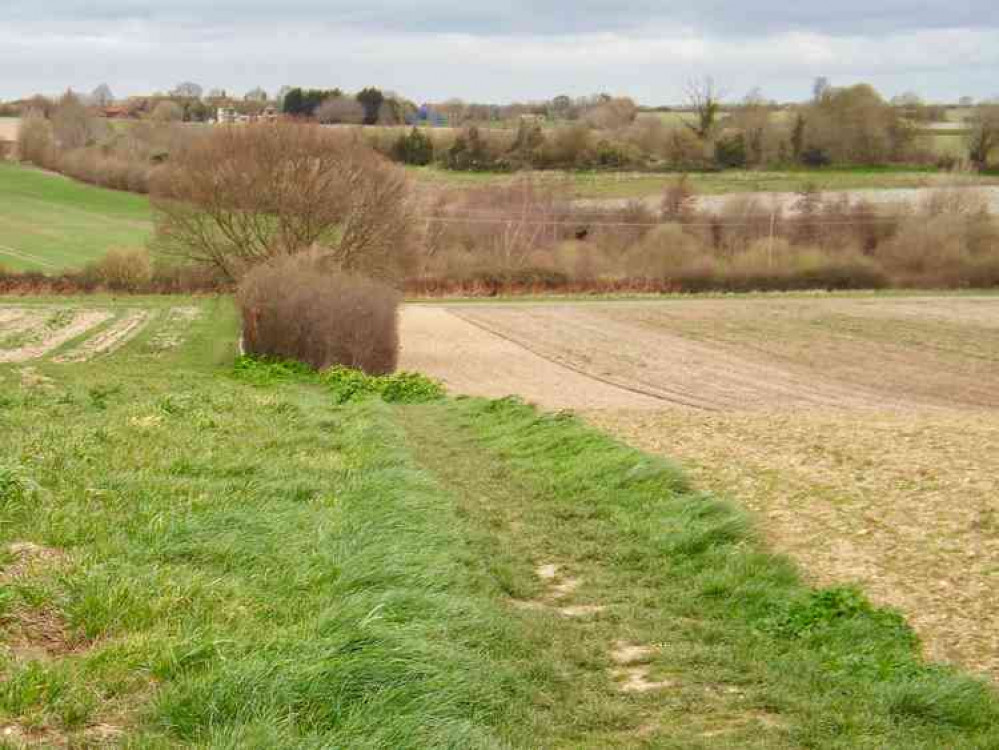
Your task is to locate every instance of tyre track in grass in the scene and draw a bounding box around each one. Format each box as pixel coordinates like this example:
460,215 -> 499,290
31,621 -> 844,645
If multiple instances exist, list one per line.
0,243 -> 58,270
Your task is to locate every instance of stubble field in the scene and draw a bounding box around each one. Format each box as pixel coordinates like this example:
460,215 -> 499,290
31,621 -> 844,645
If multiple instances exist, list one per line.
400,294 -> 999,681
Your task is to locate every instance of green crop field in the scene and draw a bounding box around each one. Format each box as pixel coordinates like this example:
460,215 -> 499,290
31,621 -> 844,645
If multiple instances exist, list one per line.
2,294 -> 998,747
0,163 -> 152,272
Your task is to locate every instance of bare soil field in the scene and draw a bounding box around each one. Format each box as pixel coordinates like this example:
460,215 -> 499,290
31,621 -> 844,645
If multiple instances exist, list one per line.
400,295 -> 999,681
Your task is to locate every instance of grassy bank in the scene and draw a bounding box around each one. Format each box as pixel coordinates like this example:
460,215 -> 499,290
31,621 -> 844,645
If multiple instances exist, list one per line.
0,162 -> 151,272
1,297 -> 997,747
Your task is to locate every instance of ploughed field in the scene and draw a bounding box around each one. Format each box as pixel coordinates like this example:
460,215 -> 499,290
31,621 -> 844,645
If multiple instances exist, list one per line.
400,294 -> 999,680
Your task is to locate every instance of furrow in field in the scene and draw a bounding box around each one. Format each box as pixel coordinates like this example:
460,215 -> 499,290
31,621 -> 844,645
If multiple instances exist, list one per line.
53,310 -> 151,363
593,299 -> 999,409
146,307 -> 202,351
450,305 -> 904,412
399,306 -> 662,409
0,310 -> 112,363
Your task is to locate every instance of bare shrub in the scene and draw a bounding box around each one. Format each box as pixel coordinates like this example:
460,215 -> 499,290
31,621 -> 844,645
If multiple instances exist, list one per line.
51,91 -> 106,149
151,122 -> 413,281
92,248 -> 153,291
316,98 -> 365,125
238,252 -> 400,373
16,111 -> 54,165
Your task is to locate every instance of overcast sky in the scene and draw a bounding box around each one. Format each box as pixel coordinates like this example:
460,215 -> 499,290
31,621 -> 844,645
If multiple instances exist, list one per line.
3,1 -> 997,104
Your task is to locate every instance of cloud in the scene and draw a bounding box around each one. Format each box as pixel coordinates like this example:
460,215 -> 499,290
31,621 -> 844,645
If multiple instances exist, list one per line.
1,3 -> 997,102
9,0 -> 999,36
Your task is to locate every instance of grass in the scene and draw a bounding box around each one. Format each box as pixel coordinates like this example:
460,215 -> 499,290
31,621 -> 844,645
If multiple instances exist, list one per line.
1,296 -> 998,747
0,162 -> 151,272
407,164 -> 999,200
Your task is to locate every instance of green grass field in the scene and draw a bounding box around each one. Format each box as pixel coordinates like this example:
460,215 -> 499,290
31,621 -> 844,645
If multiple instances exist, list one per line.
0,163 -> 151,272
407,164 -> 999,200
1,296 -> 998,747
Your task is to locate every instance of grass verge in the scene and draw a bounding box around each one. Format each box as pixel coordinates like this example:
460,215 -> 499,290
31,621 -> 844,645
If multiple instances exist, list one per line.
1,306 -> 997,747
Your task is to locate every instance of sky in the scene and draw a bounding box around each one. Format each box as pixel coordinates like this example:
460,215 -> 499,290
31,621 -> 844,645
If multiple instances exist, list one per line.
2,1 -> 998,105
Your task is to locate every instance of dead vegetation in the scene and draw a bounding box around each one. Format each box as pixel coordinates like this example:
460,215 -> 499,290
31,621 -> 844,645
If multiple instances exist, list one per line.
408,179 -> 999,295
238,252 -> 401,373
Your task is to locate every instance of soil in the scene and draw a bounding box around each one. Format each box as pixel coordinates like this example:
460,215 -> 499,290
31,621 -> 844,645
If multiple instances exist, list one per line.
54,310 -> 150,363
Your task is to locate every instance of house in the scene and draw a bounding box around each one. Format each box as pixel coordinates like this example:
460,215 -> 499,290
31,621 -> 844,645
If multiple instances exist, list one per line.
216,107 -> 238,124
100,106 -> 131,119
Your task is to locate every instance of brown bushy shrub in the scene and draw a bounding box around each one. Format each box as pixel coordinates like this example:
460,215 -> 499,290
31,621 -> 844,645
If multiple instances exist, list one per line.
237,252 -> 400,373
90,248 -> 153,291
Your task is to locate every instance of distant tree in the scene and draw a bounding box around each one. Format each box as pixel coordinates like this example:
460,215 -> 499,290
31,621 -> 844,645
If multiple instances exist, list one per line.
172,82 -> 203,99
91,84 -> 115,107
891,91 -> 923,108
802,83 -> 913,164
24,94 -> 55,118
282,88 -> 342,118
282,88 -> 305,116
16,110 -> 54,164
584,97 -> 637,129
356,87 -> 385,126
968,105 -> 999,171
316,97 -> 365,125
245,87 -> 268,103
276,86 -> 293,107
813,77 -> 831,103
207,88 -> 227,100
959,96 -> 975,107
393,127 -> 434,165
150,101 -> 184,123
376,100 -> 404,125
439,98 -> 467,127
684,77 -> 723,141
729,89 -> 774,166
52,91 -> 96,149
550,95 -> 573,119
791,112 -> 807,161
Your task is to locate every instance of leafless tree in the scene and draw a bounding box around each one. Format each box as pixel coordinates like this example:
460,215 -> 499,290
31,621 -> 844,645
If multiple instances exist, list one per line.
151,101 -> 184,123
151,122 -> 413,281
583,97 -> 638,129
684,77 -> 723,141
316,97 -> 365,125
51,91 -> 102,149
968,105 -> 999,171
90,84 -> 114,107
172,81 -> 203,99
